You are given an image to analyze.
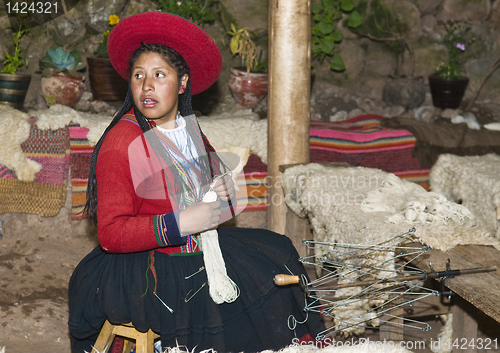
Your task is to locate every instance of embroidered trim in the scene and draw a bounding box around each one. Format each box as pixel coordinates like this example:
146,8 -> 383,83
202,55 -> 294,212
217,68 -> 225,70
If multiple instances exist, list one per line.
153,212 -> 183,247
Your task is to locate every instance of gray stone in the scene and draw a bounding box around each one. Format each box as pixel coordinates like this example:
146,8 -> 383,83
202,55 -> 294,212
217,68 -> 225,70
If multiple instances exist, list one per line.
437,0 -> 490,21
384,105 -> 406,118
329,110 -> 348,122
491,0 -> 500,27
413,44 -> 447,78
120,0 -> 158,19
420,15 -> 441,41
384,0 -> 422,40
338,39 -> 365,79
363,41 -> 397,77
219,0 -> 268,33
86,0 -> 129,33
348,108 -> 365,119
91,100 -> 112,114
44,7 -> 88,45
441,109 -> 460,119
414,106 -> 439,122
74,91 -> 93,112
414,0 -> 444,15
382,77 -> 426,109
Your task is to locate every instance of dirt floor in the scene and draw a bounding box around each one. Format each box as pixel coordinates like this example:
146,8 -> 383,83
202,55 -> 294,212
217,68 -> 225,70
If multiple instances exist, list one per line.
0,206 -> 98,352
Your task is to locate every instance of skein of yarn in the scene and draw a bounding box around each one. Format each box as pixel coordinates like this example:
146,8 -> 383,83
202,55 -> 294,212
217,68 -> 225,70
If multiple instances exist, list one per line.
200,187 -> 239,304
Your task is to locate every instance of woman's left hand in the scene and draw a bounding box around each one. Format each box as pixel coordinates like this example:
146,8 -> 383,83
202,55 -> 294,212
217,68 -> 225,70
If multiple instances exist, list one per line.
212,174 -> 235,203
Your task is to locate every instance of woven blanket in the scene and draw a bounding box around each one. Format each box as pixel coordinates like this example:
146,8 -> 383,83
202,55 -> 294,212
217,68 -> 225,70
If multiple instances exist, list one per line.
69,115 -> 429,218
0,118 -> 70,216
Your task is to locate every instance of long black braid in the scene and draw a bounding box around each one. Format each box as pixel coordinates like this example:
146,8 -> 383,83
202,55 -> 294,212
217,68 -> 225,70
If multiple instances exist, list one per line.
84,43 -> 224,224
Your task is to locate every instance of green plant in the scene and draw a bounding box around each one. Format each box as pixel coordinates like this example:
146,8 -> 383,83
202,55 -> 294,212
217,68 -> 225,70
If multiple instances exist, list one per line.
435,21 -> 474,80
228,23 -> 267,73
39,46 -> 86,77
311,0 -> 362,71
352,0 -> 413,76
1,22 -> 29,74
94,14 -> 120,59
156,0 -> 218,24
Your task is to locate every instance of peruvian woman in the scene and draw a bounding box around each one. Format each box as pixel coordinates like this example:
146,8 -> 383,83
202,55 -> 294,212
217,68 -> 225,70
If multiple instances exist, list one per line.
68,12 -> 324,353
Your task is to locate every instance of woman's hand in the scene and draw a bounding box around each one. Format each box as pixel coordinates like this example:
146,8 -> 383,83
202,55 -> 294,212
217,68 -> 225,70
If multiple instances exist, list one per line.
179,201 -> 221,234
212,174 -> 235,203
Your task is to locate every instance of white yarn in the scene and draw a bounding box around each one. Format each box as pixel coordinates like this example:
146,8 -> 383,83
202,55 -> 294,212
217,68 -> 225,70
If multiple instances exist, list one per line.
200,189 -> 240,304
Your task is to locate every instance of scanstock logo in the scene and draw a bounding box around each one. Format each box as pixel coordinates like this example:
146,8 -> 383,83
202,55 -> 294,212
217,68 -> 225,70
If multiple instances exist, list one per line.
3,0 -> 80,29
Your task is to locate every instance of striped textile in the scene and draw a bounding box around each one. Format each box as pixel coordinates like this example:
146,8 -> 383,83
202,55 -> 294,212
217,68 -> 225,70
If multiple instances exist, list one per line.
0,119 -> 70,216
69,114 -> 430,218
69,124 -> 93,219
237,115 -> 430,211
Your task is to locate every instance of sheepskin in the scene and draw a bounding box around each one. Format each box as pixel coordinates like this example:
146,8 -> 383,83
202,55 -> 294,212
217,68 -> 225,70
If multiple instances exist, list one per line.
198,109 -> 267,163
282,164 -> 500,336
283,163 -> 500,252
429,153 -> 500,239
0,105 -> 42,181
31,104 -> 113,146
0,104 -> 113,181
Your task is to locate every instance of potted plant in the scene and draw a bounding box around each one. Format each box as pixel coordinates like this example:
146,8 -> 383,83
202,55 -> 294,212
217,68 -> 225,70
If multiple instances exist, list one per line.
429,21 -> 474,109
227,23 -> 268,108
40,46 -> 87,107
88,14 -> 129,101
0,21 -> 31,109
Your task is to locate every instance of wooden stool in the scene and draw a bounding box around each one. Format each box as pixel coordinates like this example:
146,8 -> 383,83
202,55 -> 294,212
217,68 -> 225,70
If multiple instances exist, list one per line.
93,320 -> 160,353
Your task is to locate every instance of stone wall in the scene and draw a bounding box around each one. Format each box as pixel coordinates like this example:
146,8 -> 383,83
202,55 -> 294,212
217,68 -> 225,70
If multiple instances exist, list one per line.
1,0 -> 500,109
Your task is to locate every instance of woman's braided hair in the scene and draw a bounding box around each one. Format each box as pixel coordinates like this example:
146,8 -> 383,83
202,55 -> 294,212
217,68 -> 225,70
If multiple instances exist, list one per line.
84,42 -> 220,224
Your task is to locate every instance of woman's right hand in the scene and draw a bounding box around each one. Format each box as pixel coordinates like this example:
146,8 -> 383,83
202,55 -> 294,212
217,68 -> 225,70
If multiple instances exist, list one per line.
178,201 -> 221,234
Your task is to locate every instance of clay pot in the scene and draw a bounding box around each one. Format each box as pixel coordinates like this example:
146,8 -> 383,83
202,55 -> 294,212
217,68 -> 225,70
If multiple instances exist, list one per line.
228,67 -> 268,108
0,72 -> 31,109
41,72 -> 85,107
428,74 -> 469,110
87,57 -> 128,101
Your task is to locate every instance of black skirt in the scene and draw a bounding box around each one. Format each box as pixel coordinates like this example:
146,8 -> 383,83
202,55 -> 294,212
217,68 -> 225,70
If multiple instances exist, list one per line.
68,227 -> 324,353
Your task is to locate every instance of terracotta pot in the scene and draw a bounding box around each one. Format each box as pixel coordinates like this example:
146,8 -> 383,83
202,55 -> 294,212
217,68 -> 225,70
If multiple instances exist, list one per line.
428,74 -> 469,110
87,57 -> 128,101
41,73 -> 85,107
228,67 -> 268,108
0,72 -> 31,109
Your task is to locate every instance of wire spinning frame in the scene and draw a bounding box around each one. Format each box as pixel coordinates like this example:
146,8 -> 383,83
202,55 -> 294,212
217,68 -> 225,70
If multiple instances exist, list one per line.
279,228 -> 439,340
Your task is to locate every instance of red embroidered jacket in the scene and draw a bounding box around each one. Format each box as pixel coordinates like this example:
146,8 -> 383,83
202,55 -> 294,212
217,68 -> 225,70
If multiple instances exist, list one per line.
96,115 -> 234,254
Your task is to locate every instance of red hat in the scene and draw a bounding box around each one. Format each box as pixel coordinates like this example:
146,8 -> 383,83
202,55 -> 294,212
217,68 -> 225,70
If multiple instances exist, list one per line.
107,12 -> 222,95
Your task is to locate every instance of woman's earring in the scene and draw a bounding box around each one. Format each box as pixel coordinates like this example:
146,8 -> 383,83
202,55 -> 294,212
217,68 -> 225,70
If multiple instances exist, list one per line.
181,87 -> 186,94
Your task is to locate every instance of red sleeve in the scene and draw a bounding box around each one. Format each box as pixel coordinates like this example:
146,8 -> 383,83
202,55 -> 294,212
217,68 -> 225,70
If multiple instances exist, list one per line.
95,121 -> 182,253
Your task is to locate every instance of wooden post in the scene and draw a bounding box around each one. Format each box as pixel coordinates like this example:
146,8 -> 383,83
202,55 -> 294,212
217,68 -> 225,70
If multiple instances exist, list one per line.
267,0 -> 311,247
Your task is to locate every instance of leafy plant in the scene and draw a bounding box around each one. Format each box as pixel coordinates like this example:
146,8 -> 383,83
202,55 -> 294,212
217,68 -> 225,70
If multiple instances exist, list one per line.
435,21 -> 474,80
1,22 -> 29,74
311,0 -> 362,71
39,46 -> 86,77
94,15 -> 120,59
228,23 -> 267,73
156,0 -> 218,24
352,0 -> 413,76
